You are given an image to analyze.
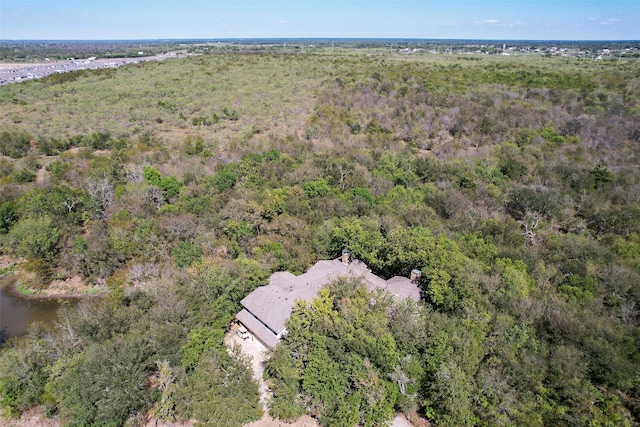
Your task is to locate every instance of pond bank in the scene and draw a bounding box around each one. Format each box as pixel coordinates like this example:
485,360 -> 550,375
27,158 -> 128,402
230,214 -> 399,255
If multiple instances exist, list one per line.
0,274 -> 101,339
2,275 -> 105,300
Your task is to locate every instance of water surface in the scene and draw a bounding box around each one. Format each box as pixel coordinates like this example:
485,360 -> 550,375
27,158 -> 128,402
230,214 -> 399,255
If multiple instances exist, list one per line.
0,276 -> 62,340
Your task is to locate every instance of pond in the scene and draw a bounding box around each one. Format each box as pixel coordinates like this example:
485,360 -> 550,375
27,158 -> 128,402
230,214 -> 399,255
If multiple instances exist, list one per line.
0,276 -> 63,341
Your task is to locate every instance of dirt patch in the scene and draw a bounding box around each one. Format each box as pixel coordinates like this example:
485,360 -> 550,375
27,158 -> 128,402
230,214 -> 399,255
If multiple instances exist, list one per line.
1,408 -> 197,427
3,256 -> 104,299
0,255 -> 14,271
391,414 -> 418,427
144,416 -> 195,427
38,275 -> 103,298
7,265 -> 105,299
1,407 -> 60,427
92,149 -> 112,156
244,413 -> 319,427
36,168 -> 46,184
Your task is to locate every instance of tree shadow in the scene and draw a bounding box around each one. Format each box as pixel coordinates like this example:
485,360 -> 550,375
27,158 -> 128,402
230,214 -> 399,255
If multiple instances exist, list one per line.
0,327 -> 10,347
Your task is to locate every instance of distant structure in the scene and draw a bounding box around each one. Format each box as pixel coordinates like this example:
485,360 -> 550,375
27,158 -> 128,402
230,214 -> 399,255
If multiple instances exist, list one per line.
236,252 -> 421,348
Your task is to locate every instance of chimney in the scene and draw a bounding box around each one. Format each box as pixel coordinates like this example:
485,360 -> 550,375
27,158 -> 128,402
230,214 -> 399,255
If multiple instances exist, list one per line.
341,249 -> 351,265
410,269 -> 422,284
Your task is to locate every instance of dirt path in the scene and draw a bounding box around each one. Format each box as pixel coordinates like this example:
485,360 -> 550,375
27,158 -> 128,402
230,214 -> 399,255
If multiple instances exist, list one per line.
36,167 -> 46,184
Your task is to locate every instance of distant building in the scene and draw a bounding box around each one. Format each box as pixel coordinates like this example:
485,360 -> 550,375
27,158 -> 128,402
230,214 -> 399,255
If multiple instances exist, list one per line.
236,253 -> 421,348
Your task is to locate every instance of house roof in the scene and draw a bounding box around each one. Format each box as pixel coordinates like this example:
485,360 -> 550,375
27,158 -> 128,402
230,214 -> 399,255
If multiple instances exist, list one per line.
236,308 -> 280,348
385,276 -> 422,301
237,257 -> 420,347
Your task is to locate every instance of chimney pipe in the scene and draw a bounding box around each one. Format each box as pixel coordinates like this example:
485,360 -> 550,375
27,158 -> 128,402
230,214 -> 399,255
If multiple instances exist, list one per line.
342,249 -> 351,265
410,269 -> 422,284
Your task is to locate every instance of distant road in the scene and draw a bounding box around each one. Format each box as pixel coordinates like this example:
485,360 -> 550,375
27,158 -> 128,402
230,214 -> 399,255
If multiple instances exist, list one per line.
0,52 -> 179,86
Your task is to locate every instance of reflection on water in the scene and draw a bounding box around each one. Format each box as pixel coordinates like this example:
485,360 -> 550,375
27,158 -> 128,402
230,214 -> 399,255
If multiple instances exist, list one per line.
0,276 -> 62,341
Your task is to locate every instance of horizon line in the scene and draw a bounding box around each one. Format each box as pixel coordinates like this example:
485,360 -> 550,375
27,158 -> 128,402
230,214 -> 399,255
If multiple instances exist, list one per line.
2,38 -> 639,43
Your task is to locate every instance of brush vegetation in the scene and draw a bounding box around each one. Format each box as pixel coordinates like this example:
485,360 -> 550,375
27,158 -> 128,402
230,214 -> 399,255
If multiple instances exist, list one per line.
1,48 -> 639,426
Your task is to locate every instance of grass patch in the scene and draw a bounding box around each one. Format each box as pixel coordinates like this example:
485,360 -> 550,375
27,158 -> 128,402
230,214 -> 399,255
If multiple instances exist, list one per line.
15,280 -> 37,296
0,262 -> 16,277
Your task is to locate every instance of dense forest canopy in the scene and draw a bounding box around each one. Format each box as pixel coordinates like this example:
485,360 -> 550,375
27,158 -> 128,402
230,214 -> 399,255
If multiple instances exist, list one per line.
0,45 -> 639,426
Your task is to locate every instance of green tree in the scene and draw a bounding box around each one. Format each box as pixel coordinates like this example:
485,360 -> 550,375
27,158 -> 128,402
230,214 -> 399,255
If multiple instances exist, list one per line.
151,360 -> 180,422
304,178 -> 333,198
0,129 -> 32,158
210,165 -> 238,192
54,334 -> 154,426
424,361 -> 475,427
11,168 -> 36,184
301,334 -> 349,418
0,338 -> 50,417
5,216 -> 61,261
172,241 -> 203,268
143,165 -> 162,186
175,346 -> 262,427
590,164 -> 613,189
266,279 -> 404,426
180,327 -> 225,371
328,217 -> 385,269
264,345 -> 306,421
142,166 -> 182,200
0,201 -> 18,234
184,135 -> 205,156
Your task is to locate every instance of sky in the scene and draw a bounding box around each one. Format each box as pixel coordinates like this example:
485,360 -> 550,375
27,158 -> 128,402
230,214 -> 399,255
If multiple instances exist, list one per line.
1,1 -> 638,41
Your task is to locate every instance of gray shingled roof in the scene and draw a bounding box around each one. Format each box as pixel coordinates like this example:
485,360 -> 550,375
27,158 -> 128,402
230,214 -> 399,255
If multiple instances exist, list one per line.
236,308 -> 280,348
385,276 -> 422,301
237,258 -> 420,347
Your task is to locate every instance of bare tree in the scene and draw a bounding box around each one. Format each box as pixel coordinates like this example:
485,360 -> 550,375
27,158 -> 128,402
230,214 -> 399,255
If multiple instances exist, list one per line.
146,186 -> 164,210
518,212 -> 541,246
389,364 -> 411,395
388,355 -> 415,395
158,214 -> 202,241
63,198 -> 79,213
84,175 -> 114,218
127,262 -> 159,286
620,302 -> 638,326
125,165 -> 144,183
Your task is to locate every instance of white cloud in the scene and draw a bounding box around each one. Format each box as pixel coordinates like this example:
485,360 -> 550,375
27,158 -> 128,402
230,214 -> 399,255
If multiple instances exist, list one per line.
475,19 -> 523,28
600,18 -> 620,25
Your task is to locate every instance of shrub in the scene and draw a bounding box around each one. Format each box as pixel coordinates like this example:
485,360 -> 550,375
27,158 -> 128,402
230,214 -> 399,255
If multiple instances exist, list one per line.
11,169 -> 36,184
172,241 -> 203,268
5,216 -> 61,261
0,130 -> 32,158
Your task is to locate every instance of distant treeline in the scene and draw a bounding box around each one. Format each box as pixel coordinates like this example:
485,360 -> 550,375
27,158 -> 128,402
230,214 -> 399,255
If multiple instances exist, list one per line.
1,38 -> 638,61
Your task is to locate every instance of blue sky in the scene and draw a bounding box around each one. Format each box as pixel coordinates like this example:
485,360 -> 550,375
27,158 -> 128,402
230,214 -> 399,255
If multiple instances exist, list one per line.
1,1 -> 638,41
